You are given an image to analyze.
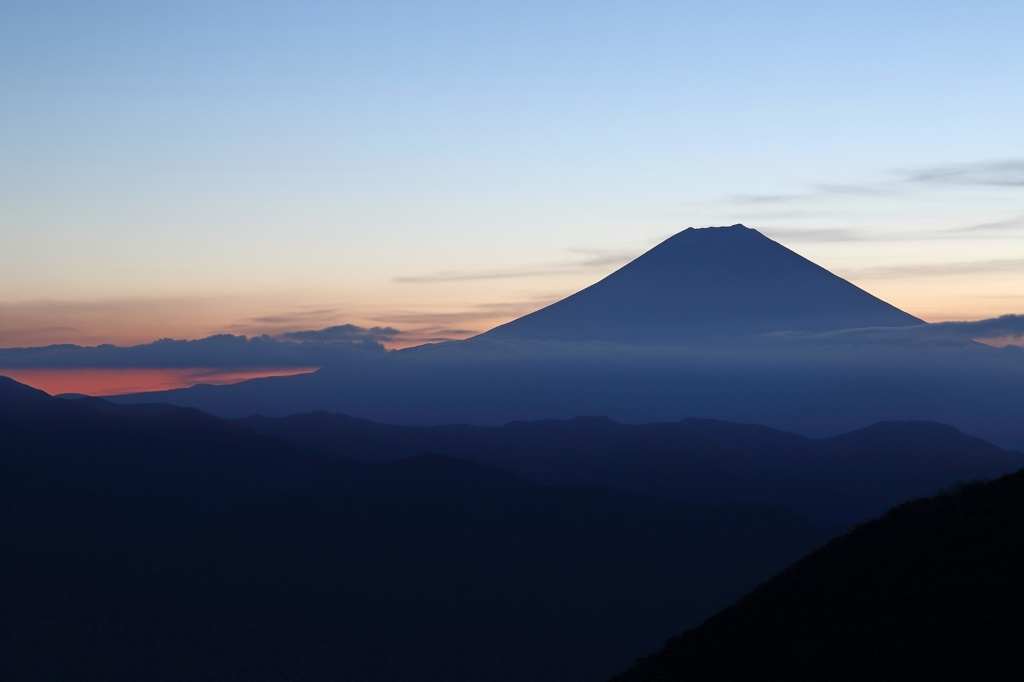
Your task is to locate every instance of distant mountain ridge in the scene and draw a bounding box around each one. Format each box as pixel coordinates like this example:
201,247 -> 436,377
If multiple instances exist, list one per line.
0,377 -> 831,681
98,226 -> 1024,451
69,387 -> 1024,527
8,376 -> 1023,678
232,409 -> 1024,526
479,225 -> 922,344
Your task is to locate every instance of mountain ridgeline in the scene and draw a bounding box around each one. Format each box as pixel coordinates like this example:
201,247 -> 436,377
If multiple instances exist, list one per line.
0,377 -> 830,682
231,410 -> 1023,527
6,224 -> 1024,679
6,370 -> 1024,679
104,226 -> 1024,450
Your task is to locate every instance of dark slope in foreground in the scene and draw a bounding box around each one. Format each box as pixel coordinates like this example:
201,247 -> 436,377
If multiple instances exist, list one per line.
610,468 -> 1024,681
234,410 -> 1023,526
0,378 -> 831,681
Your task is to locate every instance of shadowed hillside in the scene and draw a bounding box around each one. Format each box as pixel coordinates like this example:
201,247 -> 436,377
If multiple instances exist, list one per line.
609,468 -> 1024,681
0,377 -> 831,681
229,410 -> 1023,526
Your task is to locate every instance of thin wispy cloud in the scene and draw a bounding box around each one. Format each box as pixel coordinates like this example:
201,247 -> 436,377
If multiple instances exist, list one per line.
0,297 -> 240,347
726,158 -> 1024,217
371,296 -> 566,345
0,326 -> 79,345
246,309 -> 340,325
378,299 -> 555,328
842,258 -> 1024,280
946,216 -> 1024,234
810,182 -> 894,196
395,248 -> 634,284
728,193 -> 804,205
905,159 -> 1024,187
760,228 -> 869,243
395,267 -> 577,283
729,182 -> 899,207
565,248 -> 636,268
770,315 -> 1024,346
280,324 -> 400,343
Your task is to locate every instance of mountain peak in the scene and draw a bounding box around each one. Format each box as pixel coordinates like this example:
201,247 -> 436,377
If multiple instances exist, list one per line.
684,223 -> 751,231
478,225 -> 922,345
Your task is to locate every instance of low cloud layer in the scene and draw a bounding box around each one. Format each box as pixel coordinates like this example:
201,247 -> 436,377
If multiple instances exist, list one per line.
279,324 -> 401,343
4,316 -> 1024,372
95,324 -> 1024,449
762,314 -> 1024,346
0,326 -> 392,369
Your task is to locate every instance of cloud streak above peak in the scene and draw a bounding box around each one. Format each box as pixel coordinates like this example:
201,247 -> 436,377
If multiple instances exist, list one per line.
841,258 -> 1024,280
760,228 -> 870,243
905,159 -> 1024,187
394,248 -> 634,284
946,216 -> 1024,235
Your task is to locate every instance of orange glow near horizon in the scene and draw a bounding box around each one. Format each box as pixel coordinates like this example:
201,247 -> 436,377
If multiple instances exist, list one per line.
0,367 -> 319,397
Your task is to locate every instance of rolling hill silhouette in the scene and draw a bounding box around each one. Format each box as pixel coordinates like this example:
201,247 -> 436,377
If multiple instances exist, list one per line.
0,377 -> 830,681
228,410 -> 1023,526
75,393 -> 1024,526
609,467 -> 1024,681
480,224 -> 922,344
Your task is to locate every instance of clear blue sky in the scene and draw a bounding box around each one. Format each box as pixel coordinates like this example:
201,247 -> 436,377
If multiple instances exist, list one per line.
2,0 -> 1023,349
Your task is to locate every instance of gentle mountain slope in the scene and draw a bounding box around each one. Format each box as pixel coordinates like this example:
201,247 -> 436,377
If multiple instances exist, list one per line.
609,468 -> 1024,681
480,225 -> 922,344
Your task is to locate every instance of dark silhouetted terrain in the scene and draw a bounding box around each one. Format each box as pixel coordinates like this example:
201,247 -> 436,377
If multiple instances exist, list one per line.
609,468 -> 1024,681
230,410 -> 1023,526
0,377 -> 831,681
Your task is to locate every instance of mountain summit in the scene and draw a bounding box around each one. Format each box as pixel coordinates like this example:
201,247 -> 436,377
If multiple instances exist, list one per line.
478,225 -> 922,344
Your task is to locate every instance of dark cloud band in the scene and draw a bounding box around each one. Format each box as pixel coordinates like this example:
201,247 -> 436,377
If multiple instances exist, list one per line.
0,327 -> 394,369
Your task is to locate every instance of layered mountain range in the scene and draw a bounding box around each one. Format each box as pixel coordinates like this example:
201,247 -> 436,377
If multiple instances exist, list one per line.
5,224 -> 1024,679
228,410 -> 1021,527
104,225 -> 1024,448
1,376 -> 829,681
6,375 -> 1024,679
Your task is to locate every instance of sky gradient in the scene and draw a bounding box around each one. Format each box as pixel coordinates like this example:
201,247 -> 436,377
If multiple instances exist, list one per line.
3,1 -> 1023,391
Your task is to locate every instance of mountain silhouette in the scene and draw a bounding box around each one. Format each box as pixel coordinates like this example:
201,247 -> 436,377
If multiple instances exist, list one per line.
0,374 -> 51,402
480,225 -> 922,344
0,377 -> 830,682
98,227 -> 1024,450
609,466 -> 1024,681
230,410 -> 1023,526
